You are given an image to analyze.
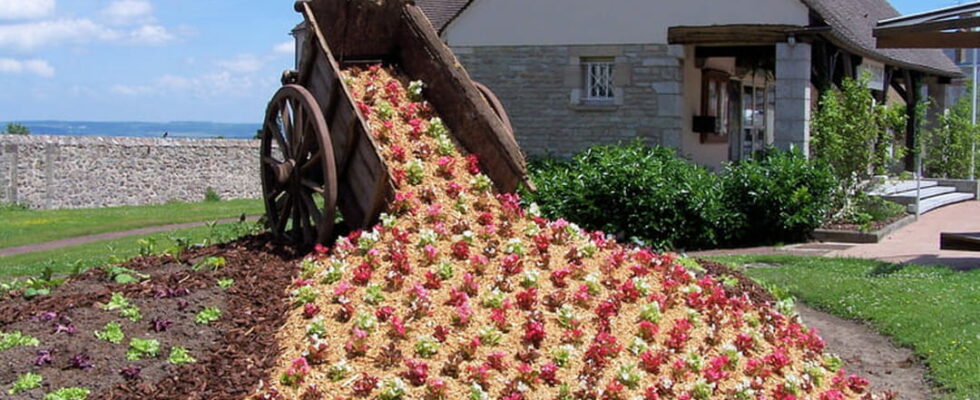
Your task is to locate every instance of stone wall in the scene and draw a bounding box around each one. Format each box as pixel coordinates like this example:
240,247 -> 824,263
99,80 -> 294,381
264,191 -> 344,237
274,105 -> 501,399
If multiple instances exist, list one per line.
454,43 -> 684,157
0,135 -> 261,210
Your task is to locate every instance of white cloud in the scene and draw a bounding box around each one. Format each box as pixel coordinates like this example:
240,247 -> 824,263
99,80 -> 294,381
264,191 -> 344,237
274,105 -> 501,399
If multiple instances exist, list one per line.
102,0 -> 154,25
273,41 -> 293,55
216,54 -> 263,73
128,24 -> 173,45
0,0 -> 55,20
110,83 -> 151,96
0,58 -> 55,77
0,18 -> 119,50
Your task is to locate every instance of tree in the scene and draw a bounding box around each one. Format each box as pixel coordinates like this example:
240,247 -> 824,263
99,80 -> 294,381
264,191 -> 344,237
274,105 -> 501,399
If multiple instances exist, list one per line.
923,83 -> 980,179
3,122 -> 30,135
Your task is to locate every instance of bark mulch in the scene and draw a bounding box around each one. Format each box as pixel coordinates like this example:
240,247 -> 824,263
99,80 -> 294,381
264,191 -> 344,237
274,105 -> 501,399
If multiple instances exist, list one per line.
0,234 -> 303,400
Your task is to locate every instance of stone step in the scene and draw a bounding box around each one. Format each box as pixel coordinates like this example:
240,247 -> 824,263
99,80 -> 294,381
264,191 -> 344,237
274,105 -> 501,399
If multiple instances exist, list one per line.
883,186 -> 958,205
908,192 -> 976,214
870,180 -> 939,196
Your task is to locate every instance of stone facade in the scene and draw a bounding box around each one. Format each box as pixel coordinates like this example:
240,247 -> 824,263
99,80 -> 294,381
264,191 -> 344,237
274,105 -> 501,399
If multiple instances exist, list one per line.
0,135 -> 261,210
454,44 -> 684,157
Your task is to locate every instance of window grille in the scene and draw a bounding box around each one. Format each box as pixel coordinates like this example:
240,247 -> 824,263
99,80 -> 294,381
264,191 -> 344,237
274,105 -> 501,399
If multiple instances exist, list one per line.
582,60 -> 614,101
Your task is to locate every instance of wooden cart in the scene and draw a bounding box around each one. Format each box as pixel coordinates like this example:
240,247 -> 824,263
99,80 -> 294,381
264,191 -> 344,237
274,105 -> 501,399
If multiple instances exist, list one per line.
260,0 -> 528,245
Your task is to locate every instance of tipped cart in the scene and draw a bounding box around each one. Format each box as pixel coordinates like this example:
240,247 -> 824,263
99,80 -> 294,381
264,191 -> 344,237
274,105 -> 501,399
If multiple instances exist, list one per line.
260,0 -> 528,245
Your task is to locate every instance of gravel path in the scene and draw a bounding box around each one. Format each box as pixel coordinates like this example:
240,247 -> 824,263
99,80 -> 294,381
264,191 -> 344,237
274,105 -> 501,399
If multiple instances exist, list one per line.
797,305 -> 936,399
0,216 -> 259,257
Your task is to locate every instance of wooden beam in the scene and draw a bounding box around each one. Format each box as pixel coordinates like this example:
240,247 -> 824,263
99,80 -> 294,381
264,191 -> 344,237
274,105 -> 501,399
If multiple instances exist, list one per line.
876,31 -> 980,49
668,24 -> 802,45
903,69 -> 921,171
876,15 -> 980,35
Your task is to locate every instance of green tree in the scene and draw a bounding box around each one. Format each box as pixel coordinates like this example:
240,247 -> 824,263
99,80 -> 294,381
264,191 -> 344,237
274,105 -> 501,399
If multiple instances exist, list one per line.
3,123 -> 30,135
923,84 -> 980,179
811,76 -> 906,181
811,75 -> 907,222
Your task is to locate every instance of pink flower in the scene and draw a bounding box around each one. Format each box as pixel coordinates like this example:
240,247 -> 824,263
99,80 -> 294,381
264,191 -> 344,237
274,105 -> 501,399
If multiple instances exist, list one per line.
302,303 -> 319,319
540,362 -> 559,385
402,359 -> 429,386
313,243 -> 329,254
465,154 -> 481,174
487,351 -> 509,371
333,281 -> 354,298
516,288 -> 537,311
523,319 -> 547,348
423,244 -> 438,262
637,320 -> 658,341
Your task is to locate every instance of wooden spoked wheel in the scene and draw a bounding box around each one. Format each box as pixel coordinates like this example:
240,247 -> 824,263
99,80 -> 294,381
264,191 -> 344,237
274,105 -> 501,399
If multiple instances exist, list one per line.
260,84 -> 338,246
473,81 -> 515,136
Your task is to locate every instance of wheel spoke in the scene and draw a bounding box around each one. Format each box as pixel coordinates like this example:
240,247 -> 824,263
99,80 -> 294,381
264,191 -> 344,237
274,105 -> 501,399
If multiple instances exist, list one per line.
292,105 -> 306,159
301,191 -> 323,224
281,99 -> 293,147
265,119 -> 287,152
275,193 -> 293,234
301,150 -> 323,173
301,178 -> 325,194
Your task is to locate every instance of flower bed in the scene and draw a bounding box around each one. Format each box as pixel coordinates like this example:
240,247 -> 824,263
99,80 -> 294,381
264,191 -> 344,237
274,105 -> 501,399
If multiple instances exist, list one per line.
255,66 -> 887,400
0,235 -> 301,399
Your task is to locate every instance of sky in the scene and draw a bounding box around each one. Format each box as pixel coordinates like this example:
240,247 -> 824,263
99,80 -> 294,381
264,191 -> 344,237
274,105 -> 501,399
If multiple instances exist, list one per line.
0,0 -> 967,124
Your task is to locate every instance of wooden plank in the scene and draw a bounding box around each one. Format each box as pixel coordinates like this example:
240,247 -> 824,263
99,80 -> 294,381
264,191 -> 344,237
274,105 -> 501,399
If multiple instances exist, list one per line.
668,24 -> 802,45
396,4 -> 529,193
303,0 -> 402,60
940,232 -> 980,252
875,31 -> 980,49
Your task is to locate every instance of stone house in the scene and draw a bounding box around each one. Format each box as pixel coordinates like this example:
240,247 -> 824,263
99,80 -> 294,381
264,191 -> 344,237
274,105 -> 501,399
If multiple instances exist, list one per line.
415,0 -> 961,170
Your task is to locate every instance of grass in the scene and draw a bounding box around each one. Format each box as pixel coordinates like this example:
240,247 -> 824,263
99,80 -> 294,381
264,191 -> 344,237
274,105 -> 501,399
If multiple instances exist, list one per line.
0,199 -> 264,250
0,221 -> 261,279
711,254 -> 980,399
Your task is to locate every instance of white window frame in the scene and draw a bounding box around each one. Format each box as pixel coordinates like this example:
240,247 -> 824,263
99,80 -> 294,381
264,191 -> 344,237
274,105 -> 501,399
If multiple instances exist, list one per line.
582,59 -> 615,102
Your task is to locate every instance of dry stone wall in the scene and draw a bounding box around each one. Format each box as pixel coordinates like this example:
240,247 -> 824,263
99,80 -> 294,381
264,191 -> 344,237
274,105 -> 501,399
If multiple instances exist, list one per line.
0,135 -> 261,210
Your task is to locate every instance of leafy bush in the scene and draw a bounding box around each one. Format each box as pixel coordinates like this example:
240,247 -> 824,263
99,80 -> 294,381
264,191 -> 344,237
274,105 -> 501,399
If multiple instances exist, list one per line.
923,85 -> 980,179
811,76 -> 907,181
522,141 -> 733,250
722,150 -> 836,244
204,187 -> 222,202
525,143 -> 837,250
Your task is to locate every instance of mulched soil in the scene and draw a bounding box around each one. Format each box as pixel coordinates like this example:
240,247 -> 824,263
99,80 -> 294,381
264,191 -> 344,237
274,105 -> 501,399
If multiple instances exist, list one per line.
0,234 -> 304,400
697,259 -> 777,305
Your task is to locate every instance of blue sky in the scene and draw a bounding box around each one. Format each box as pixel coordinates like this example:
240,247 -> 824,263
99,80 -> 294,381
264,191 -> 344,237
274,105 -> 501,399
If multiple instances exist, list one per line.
0,0 -> 965,123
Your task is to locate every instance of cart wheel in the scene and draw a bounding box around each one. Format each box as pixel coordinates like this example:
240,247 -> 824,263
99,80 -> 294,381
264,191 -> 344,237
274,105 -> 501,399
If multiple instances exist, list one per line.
261,84 -> 338,246
473,81 -> 514,137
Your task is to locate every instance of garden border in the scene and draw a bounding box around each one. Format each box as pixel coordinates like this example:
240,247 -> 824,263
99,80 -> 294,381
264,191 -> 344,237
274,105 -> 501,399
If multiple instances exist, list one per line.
811,214 -> 917,243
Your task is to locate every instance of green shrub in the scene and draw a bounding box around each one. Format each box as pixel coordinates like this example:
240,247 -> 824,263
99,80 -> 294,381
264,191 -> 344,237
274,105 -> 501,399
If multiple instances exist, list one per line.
523,141 -> 733,250
722,150 -> 836,244
923,85 -> 980,179
204,187 -> 222,202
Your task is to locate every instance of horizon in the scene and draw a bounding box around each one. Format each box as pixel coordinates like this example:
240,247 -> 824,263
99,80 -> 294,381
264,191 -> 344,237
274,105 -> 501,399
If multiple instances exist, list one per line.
0,0 -> 959,125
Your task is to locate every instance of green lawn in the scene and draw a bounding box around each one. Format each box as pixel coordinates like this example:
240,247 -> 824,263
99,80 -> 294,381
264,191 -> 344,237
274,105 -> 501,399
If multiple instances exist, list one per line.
0,221 -> 261,278
0,199 -> 264,250
712,254 -> 980,399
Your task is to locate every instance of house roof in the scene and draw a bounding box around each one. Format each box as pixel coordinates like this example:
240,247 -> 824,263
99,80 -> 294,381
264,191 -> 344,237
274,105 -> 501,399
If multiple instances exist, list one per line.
800,0 -> 961,77
414,0 -> 473,34
415,0 -> 961,78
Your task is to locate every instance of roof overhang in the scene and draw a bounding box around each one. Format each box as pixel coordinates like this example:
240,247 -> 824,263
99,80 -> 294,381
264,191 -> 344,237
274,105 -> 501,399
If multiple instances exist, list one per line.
874,2 -> 980,49
668,24 -> 818,46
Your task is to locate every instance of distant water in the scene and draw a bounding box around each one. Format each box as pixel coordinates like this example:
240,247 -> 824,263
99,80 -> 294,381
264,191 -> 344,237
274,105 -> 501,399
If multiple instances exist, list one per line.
2,121 -> 261,139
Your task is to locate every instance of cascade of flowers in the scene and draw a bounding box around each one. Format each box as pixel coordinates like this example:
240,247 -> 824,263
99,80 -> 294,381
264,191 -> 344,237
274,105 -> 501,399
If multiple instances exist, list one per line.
255,65 -> 884,400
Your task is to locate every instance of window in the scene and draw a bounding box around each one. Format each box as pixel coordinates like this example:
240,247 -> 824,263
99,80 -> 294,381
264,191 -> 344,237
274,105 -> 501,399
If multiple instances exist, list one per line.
582,58 -> 615,102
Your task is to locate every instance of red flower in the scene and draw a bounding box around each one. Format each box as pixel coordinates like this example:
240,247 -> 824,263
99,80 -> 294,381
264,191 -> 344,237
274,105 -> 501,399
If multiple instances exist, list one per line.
819,390 -> 845,400
352,263 -> 373,285
433,325 -> 449,343
847,374 -> 870,393
523,319 -> 546,348
465,154 -> 481,174
390,145 -> 407,162
451,240 -> 469,260
402,359 -> 429,386
550,267 -> 571,288
302,303 -> 319,319
640,349 -> 667,373
516,288 -> 537,311
352,373 -> 379,396
540,363 -> 559,385
637,321 -> 658,341
487,351 -> 509,371
735,333 -> 755,353
313,243 -> 329,254
501,254 -> 523,275
423,271 -> 442,290
446,181 -> 463,199
375,306 -> 394,322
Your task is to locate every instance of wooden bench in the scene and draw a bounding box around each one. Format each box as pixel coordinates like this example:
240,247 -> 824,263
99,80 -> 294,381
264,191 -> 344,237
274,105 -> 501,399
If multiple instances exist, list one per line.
940,232 -> 980,251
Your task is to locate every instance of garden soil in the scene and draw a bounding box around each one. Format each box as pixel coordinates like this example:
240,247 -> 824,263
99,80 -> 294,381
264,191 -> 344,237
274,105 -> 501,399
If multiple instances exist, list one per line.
0,234 -> 303,399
